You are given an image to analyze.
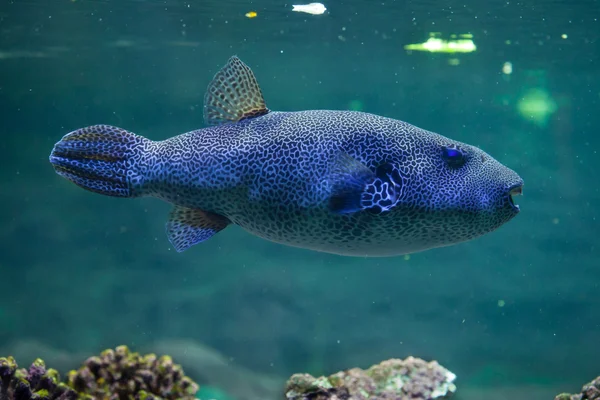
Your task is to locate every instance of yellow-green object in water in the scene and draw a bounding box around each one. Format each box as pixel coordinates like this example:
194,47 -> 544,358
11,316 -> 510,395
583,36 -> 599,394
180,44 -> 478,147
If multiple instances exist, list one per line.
517,88 -> 557,127
348,99 -> 363,111
404,34 -> 476,53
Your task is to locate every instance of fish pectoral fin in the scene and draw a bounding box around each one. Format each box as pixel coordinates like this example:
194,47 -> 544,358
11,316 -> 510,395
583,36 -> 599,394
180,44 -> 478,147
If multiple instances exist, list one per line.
328,153 -> 404,215
328,153 -> 375,214
165,206 -> 230,252
203,56 -> 270,126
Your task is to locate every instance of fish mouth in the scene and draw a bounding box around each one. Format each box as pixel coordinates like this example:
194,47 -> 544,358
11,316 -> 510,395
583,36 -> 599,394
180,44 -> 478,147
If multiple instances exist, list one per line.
507,183 -> 523,212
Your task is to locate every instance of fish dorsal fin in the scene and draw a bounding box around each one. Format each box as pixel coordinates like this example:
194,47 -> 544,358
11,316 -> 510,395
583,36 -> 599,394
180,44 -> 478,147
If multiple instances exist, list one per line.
165,206 -> 230,252
203,56 -> 269,126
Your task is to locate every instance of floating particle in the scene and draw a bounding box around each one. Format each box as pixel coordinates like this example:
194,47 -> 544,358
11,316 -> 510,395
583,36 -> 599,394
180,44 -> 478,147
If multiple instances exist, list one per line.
292,2 -> 327,15
448,58 -> 460,66
561,33 -> 568,39
502,61 -> 513,75
497,300 -> 505,307
245,11 -> 257,18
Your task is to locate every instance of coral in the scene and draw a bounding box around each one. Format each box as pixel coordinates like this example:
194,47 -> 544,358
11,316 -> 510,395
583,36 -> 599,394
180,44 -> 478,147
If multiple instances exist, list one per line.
0,356 -> 77,400
555,375 -> 600,400
66,345 -> 199,400
0,345 -> 199,400
284,356 -> 456,400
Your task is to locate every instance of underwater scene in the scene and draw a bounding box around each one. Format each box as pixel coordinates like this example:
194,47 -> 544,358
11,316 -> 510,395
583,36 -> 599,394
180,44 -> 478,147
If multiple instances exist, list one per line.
1,0 -> 599,399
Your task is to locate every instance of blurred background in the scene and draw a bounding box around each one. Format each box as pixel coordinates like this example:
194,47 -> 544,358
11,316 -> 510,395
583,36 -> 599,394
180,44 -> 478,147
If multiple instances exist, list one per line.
0,0 -> 599,399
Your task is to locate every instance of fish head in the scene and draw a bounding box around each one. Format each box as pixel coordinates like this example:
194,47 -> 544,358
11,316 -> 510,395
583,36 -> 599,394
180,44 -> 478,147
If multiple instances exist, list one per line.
394,132 -> 523,245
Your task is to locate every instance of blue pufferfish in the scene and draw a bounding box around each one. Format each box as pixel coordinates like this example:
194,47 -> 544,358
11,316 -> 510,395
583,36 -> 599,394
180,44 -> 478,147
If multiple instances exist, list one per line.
49,56 -> 523,257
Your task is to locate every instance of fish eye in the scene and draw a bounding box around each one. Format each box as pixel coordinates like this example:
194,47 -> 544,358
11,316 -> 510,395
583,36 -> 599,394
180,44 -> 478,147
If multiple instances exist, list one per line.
442,145 -> 467,168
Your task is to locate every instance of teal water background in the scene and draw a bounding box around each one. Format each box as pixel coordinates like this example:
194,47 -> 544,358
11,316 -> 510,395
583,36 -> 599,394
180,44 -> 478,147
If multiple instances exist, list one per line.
1,0 -> 599,399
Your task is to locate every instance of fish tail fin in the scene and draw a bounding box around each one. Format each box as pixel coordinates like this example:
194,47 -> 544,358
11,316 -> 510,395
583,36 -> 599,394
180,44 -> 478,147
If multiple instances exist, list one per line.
49,125 -> 151,198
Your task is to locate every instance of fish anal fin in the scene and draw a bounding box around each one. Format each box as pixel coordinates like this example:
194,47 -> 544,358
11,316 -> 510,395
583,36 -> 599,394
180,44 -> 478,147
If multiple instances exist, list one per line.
165,206 -> 230,252
203,56 -> 269,126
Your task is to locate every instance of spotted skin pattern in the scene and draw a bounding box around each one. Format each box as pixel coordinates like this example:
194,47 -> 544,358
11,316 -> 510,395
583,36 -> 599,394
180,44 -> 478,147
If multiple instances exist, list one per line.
361,163 -> 406,214
49,57 -> 523,257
